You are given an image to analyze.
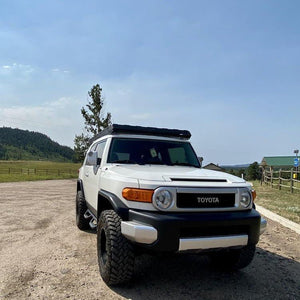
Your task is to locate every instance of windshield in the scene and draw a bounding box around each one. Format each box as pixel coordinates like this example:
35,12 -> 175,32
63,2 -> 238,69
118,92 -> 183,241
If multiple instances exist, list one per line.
107,138 -> 200,167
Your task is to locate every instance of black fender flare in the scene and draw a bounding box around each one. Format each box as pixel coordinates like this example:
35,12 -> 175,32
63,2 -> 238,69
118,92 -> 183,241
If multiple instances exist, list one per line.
77,179 -> 85,199
98,190 -> 129,221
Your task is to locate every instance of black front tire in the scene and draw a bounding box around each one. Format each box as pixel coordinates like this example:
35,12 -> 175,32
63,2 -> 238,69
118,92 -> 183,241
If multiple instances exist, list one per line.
210,245 -> 256,270
76,190 -> 89,230
97,210 -> 135,285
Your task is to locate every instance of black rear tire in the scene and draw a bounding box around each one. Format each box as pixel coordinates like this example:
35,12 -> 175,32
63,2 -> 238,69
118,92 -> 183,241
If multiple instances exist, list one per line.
97,210 -> 134,285
210,245 -> 256,270
76,190 -> 89,230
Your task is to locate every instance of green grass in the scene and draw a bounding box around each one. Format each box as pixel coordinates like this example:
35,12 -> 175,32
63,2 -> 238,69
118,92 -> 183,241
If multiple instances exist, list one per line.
1,162 -> 299,224
252,180 -> 300,224
0,160 -> 81,182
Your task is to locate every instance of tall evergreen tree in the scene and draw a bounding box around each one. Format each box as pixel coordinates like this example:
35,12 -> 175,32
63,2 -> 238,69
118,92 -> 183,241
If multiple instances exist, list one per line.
246,162 -> 261,180
74,84 -> 112,162
73,134 -> 90,162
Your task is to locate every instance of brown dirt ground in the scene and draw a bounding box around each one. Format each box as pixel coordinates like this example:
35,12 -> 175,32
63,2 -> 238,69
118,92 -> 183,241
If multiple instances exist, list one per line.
0,180 -> 299,300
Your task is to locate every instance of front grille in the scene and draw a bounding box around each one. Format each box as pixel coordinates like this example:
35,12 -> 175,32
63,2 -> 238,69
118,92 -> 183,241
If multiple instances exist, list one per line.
177,193 -> 235,208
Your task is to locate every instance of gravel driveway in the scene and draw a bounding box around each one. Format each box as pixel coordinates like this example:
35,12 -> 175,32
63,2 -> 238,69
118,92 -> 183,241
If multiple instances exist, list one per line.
0,180 -> 299,299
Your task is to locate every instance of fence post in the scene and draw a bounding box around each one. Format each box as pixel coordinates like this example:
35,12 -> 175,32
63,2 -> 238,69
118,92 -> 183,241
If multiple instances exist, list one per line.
278,169 -> 281,190
290,169 -> 294,193
9,168 -> 10,174
270,168 -> 273,188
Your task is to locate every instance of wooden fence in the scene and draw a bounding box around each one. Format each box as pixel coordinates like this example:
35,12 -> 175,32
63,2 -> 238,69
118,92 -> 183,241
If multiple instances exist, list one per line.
0,168 -> 78,176
262,168 -> 300,193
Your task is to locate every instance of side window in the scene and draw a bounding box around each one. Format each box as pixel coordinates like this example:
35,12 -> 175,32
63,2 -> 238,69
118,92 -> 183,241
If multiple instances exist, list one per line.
84,146 -> 95,166
95,140 -> 106,161
84,140 -> 106,166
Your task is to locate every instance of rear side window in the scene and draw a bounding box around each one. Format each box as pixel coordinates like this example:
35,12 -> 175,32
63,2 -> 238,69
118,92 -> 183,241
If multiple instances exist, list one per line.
95,140 -> 106,160
85,140 -> 106,166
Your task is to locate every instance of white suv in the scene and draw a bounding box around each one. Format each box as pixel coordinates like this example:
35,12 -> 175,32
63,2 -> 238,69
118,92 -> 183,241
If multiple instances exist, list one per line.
76,124 -> 266,285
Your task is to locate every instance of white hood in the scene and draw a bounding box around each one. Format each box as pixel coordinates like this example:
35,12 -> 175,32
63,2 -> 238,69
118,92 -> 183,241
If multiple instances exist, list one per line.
106,164 -> 245,184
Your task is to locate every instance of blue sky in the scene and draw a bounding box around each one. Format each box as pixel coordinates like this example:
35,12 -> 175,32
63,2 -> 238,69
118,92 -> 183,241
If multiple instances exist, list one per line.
0,0 -> 299,165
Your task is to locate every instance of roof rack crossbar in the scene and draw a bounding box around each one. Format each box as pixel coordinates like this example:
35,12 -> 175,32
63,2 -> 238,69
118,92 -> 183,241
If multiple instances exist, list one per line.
89,124 -> 191,143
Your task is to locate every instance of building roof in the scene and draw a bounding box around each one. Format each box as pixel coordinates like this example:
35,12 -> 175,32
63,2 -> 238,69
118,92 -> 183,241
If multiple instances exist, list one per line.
203,163 -> 225,172
261,156 -> 295,167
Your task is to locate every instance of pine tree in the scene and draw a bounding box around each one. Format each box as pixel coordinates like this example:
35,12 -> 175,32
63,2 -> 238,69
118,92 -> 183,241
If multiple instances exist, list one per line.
74,84 -> 112,162
246,162 -> 261,180
73,134 -> 90,162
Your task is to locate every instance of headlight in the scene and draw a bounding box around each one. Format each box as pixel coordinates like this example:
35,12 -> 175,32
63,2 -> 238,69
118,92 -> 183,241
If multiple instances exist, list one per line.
153,188 -> 174,210
240,192 -> 251,208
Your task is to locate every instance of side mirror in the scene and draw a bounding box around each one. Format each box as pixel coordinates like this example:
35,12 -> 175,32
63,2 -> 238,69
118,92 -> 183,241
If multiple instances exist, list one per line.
86,151 -> 98,166
198,157 -> 203,168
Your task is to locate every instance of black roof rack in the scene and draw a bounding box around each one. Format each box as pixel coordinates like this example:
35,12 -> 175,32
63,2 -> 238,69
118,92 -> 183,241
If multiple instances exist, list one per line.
89,124 -> 191,143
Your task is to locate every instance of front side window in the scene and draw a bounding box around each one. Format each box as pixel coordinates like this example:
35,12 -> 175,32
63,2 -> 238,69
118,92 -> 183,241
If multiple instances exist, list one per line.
107,138 -> 200,167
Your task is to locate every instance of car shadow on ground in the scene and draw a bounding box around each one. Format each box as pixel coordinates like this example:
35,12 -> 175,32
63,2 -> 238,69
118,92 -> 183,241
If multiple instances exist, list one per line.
112,247 -> 300,300
82,228 -> 97,234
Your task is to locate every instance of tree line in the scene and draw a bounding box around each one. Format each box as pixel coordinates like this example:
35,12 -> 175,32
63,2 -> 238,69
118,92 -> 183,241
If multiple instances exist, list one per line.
226,162 -> 261,181
0,127 -> 74,161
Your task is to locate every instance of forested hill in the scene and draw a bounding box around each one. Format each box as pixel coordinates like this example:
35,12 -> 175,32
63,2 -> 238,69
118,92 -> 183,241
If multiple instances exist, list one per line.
0,127 -> 74,161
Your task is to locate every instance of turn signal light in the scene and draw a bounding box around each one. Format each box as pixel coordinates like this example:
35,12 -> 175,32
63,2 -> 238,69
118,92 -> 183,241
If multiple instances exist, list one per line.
122,188 -> 154,203
251,189 -> 257,201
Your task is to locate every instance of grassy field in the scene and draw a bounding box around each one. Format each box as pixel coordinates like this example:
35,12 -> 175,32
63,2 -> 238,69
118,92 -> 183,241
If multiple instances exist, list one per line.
0,160 -> 81,182
252,180 -> 300,224
1,163 -> 299,224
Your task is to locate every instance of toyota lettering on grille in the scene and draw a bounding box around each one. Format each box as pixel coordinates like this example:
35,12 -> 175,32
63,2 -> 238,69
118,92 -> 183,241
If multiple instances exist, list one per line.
177,193 -> 235,208
197,197 -> 220,204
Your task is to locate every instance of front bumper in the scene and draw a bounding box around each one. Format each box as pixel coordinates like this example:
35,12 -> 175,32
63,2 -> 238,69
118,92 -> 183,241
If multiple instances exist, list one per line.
260,217 -> 267,234
121,209 -> 264,252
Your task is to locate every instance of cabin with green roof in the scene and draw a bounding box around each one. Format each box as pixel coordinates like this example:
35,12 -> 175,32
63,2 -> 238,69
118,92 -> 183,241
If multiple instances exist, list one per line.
260,156 -> 295,170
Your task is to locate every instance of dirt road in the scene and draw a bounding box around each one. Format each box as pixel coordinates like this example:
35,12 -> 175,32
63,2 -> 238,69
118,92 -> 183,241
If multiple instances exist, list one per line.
0,180 -> 299,300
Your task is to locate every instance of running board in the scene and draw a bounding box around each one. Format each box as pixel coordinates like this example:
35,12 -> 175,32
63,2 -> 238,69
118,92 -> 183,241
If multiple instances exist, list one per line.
84,209 -> 97,229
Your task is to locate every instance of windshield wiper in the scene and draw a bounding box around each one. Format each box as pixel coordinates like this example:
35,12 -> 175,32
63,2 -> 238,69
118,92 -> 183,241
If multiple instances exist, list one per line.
144,161 -> 166,165
170,162 -> 198,168
111,159 -> 136,164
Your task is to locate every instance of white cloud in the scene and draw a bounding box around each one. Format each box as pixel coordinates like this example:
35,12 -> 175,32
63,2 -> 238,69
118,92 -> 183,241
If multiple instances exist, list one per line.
0,97 -> 83,147
47,97 -> 77,108
101,73 -> 266,165
0,63 -> 34,74
51,68 -> 70,74
129,113 -> 153,120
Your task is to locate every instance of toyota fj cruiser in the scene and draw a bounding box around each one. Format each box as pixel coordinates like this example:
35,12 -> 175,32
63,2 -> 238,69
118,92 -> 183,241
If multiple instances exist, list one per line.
76,124 -> 267,285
